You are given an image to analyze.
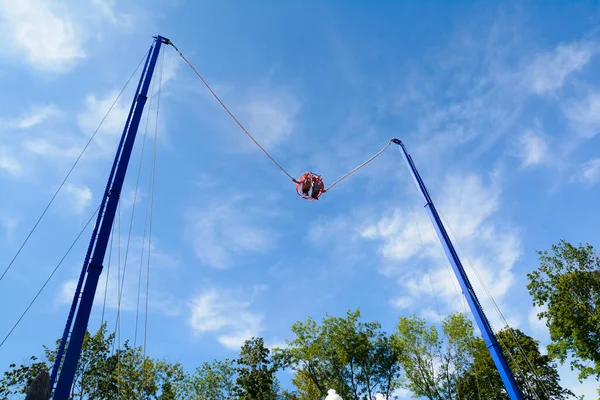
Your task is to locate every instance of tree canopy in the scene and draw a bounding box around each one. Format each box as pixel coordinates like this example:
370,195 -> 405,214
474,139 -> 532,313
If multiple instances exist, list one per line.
527,240 -> 600,381
4,238 -> 597,399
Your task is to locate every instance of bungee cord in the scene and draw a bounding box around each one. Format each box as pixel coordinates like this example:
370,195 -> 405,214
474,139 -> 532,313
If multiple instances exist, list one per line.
168,40 -> 393,200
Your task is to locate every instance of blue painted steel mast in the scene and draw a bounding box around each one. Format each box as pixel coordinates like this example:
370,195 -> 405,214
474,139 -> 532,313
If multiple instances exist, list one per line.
391,138 -> 524,400
51,35 -> 169,399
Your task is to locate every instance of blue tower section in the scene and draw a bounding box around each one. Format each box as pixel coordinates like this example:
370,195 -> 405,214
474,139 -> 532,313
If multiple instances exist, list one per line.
392,138 -> 524,400
51,35 -> 169,399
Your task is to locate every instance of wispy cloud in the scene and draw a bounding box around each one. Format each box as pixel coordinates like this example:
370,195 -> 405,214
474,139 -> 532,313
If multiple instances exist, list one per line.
0,145 -> 22,176
360,172 -> 522,329
571,158 -> 600,185
0,215 -> 18,241
563,91 -> 600,138
77,90 -> 131,137
528,304 -> 548,334
23,139 -> 81,160
188,287 -> 264,350
58,235 -> 179,314
185,195 -> 277,269
60,183 -> 93,215
12,104 -> 61,129
527,40 -> 597,96
240,89 -> 301,150
516,130 -> 549,167
90,0 -> 133,27
194,80 -> 301,154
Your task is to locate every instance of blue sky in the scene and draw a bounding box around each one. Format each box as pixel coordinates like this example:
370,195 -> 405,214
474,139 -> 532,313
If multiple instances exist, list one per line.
1,0 -> 600,398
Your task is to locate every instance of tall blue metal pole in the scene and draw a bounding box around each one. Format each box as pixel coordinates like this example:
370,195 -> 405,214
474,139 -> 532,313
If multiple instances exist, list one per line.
391,138 -> 524,400
49,43 -> 153,392
52,35 -> 168,400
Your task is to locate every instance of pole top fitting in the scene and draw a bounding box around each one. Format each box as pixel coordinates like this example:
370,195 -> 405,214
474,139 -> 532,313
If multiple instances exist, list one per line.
391,138 -> 402,145
153,35 -> 171,45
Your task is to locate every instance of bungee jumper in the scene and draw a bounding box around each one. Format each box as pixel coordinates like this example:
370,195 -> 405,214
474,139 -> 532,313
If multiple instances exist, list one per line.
296,172 -> 325,200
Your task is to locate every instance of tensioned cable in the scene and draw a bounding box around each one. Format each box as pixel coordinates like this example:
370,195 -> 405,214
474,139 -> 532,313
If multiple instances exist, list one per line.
169,42 -> 296,182
168,41 -> 393,194
142,44 -> 163,394
133,56 -> 159,350
420,203 -> 539,398
0,205 -> 100,348
111,51 -> 156,350
411,202 -> 482,400
438,213 -> 549,399
0,50 -> 149,284
323,140 -> 393,192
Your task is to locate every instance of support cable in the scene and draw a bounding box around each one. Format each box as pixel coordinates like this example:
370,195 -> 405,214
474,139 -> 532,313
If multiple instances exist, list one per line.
142,45 -> 162,395
133,58 -> 158,350
438,213 -> 550,399
0,51 -> 149,284
412,201 -> 482,400
168,41 -> 394,196
0,205 -> 100,348
323,140 -> 393,192
111,54 -> 156,349
423,206 -> 538,398
168,41 -> 296,182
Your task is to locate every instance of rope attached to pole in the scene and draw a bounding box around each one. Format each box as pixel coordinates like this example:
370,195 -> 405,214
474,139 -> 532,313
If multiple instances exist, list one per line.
169,41 -> 297,183
168,40 -> 394,199
323,140 -> 393,192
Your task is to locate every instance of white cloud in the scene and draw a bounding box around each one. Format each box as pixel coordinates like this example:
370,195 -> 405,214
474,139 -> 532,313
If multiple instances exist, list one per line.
58,235 -> 179,314
89,0 -> 132,27
0,0 -> 136,73
517,130 -> 548,167
0,145 -> 22,176
12,104 -> 61,129
360,172 -> 522,329
160,48 -> 180,86
390,296 -> 413,309
241,91 -> 300,150
78,90 -> 130,136
0,215 -> 18,240
527,40 -> 597,95
0,0 -> 85,72
528,304 -> 547,333
199,83 -> 301,153
185,196 -> 276,269
76,90 -> 132,156
23,139 -> 81,160
563,92 -> 600,138
189,288 -> 264,350
61,183 -> 93,215
571,158 -> 600,184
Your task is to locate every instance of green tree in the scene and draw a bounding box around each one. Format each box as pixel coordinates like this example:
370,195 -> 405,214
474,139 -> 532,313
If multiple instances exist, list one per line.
527,240 -> 600,380
458,327 -> 575,400
235,337 -> 278,400
0,322 -> 183,399
391,313 -> 478,400
278,309 -> 402,400
182,358 -> 236,399
0,356 -> 49,398
276,316 -> 333,399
